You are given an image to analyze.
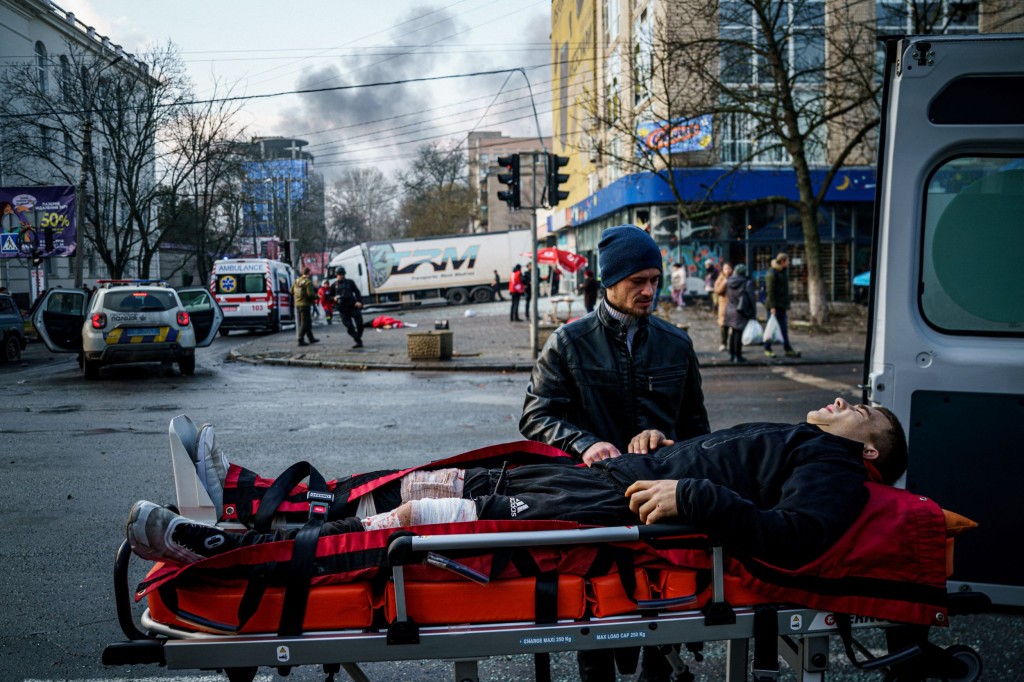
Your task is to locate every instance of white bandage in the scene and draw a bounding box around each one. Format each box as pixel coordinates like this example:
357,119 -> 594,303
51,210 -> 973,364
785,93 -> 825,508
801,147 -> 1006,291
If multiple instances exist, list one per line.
354,493 -> 377,519
360,508 -> 402,530
409,498 -> 478,526
401,468 -> 465,501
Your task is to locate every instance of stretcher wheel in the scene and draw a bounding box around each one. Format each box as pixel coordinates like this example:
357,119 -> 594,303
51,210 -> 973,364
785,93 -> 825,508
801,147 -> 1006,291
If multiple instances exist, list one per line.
942,645 -> 982,682
224,667 -> 257,682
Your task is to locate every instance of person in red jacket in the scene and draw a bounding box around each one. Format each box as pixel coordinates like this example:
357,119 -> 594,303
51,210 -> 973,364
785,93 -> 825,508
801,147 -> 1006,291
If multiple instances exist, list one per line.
508,264 -> 525,321
318,281 -> 334,325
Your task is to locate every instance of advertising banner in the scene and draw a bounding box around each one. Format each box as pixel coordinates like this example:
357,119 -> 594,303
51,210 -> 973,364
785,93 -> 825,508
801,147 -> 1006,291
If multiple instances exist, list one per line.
0,185 -> 76,260
635,115 -> 713,156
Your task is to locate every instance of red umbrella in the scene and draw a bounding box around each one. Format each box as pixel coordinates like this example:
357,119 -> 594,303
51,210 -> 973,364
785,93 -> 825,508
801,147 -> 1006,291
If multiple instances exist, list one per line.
520,247 -> 588,273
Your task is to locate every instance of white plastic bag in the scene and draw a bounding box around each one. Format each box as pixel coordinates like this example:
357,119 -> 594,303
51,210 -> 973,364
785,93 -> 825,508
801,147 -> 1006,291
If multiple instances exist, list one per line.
763,314 -> 784,344
742,318 -> 763,346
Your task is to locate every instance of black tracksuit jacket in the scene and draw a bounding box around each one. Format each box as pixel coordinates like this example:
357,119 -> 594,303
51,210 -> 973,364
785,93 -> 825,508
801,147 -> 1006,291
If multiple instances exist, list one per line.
470,422 -> 869,569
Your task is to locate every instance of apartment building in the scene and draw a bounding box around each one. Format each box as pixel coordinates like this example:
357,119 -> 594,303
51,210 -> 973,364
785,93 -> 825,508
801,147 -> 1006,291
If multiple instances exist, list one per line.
550,0 -> 1018,300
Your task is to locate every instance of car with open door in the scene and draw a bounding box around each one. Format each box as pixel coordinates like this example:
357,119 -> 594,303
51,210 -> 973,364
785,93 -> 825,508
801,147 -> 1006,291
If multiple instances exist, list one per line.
866,34 -> 1024,609
32,280 -> 222,379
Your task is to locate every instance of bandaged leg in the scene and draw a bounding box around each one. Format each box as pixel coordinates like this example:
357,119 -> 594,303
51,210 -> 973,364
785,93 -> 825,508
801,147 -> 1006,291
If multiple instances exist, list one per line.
360,497 -> 477,530
400,468 -> 465,501
409,497 -> 477,525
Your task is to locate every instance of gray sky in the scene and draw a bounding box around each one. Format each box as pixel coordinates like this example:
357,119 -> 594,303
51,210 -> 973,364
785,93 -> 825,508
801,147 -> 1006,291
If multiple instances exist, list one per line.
59,0 -> 553,177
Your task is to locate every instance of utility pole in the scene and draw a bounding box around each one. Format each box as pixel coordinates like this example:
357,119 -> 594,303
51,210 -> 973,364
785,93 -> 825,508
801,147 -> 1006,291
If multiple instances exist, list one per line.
74,55 -> 122,289
530,151 -> 540,359
285,177 -> 293,268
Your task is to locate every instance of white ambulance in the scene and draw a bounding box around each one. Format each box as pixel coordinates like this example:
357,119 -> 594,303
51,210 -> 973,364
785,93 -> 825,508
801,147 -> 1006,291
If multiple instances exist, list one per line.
210,258 -> 295,335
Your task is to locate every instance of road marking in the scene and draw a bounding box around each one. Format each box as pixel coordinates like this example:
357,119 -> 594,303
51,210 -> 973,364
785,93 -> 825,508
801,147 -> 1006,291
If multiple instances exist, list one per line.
770,366 -> 857,395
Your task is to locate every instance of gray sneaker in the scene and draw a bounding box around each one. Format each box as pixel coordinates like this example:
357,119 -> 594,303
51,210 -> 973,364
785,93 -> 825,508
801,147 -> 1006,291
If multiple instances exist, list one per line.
195,424 -> 229,519
126,501 -> 234,564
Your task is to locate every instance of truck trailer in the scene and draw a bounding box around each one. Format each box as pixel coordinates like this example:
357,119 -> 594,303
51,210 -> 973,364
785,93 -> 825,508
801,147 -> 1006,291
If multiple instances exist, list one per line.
327,230 -> 532,306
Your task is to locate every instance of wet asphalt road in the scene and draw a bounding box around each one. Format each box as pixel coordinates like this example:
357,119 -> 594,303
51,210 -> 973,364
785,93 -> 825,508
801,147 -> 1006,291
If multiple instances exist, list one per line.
0,335 -> 1019,681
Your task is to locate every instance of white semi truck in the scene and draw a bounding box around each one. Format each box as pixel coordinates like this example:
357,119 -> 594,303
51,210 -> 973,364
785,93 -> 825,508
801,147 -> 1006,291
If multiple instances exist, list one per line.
327,230 -> 532,306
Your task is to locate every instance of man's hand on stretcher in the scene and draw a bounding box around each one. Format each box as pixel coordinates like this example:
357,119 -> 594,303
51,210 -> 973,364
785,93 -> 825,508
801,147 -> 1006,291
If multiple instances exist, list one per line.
625,480 -> 679,524
581,430 -> 675,466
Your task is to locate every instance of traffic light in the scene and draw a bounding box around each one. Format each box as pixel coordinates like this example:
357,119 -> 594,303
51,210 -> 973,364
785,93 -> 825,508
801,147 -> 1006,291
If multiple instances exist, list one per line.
32,250 -> 43,267
546,153 -> 570,207
496,154 -> 521,209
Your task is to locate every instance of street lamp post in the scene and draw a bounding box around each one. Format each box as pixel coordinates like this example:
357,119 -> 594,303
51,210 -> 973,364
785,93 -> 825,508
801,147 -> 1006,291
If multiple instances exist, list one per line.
74,55 -> 122,289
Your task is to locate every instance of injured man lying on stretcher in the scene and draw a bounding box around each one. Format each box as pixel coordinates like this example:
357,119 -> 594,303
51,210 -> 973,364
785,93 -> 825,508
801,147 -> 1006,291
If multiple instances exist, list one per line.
127,397 -> 908,571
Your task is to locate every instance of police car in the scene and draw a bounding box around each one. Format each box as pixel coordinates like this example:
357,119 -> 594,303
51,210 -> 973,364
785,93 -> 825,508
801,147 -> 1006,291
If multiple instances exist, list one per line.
31,280 -> 222,379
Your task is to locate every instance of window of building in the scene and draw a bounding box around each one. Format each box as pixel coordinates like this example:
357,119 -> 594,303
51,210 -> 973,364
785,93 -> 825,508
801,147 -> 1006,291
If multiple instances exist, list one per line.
876,1 -> 979,74
632,7 -> 653,105
605,50 -> 622,123
59,55 -> 71,100
604,0 -> 620,44
35,42 -> 48,93
921,155 -> 1022,335
718,1 -> 825,165
877,0 -> 978,34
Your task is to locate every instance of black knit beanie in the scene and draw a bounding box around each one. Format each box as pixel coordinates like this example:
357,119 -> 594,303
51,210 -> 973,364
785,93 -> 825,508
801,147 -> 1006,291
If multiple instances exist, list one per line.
598,225 -> 663,287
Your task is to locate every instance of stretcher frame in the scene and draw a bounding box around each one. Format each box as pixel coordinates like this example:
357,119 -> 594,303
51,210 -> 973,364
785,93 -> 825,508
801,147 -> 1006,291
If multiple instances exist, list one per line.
102,417 -> 985,681
105,523 -> 982,682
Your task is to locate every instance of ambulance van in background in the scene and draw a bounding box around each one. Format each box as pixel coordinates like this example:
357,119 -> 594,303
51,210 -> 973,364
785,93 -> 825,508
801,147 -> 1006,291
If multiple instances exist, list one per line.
866,34 -> 1024,608
210,258 -> 295,335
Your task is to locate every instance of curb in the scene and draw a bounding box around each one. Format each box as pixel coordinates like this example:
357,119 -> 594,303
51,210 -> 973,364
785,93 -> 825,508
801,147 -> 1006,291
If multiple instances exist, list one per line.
227,348 -> 860,373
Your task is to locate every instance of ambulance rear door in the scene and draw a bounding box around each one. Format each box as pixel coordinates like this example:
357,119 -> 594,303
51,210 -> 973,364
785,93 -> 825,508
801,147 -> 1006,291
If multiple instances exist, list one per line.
866,34 -> 1024,607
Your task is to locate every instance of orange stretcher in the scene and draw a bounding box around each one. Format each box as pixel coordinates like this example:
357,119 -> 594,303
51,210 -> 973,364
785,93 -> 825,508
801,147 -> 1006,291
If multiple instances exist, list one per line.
102,417 -> 989,682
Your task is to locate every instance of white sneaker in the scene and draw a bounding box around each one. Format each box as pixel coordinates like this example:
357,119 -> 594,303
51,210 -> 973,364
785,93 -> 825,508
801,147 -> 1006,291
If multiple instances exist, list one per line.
195,424 -> 229,519
126,501 -> 234,564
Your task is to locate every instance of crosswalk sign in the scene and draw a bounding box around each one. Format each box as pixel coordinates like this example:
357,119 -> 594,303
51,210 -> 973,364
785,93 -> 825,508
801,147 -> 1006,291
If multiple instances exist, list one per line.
1,233 -> 18,255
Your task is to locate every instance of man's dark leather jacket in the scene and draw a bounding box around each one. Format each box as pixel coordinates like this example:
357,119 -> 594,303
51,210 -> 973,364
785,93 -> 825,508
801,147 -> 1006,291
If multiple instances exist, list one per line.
520,302 -> 709,459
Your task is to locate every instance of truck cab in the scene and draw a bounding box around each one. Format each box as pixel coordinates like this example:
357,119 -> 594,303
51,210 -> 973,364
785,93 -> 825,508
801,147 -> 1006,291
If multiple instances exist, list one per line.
867,34 -> 1024,607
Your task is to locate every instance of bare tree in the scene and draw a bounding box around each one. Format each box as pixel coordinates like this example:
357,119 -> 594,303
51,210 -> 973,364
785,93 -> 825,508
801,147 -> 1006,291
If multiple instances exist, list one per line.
158,83 -> 250,281
326,167 -> 402,253
581,0 -> 886,325
580,0 -> 1020,325
0,41 -> 196,280
399,140 -> 474,238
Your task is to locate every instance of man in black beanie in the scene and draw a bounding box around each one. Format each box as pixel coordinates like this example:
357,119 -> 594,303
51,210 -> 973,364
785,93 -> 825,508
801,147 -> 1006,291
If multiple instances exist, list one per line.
520,224 -> 709,682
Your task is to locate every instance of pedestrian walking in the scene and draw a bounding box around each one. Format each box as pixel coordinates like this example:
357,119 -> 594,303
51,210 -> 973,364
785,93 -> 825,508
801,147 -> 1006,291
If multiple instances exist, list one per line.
492,270 -> 505,301
523,263 -> 533,321
549,267 -> 560,296
508,265 -> 524,321
704,259 -> 719,312
292,267 -> 319,347
578,268 -> 598,313
318,280 -> 334,325
764,252 -> 801,358
714,262 -> 733,352
725,264 -> 756,363
670,262 -> 686,309
329,268 -> 365,349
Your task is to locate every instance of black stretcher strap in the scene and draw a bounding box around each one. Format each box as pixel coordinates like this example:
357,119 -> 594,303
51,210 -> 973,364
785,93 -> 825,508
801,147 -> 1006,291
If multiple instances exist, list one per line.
253,461 -> 331,533
247,461 -> 334,637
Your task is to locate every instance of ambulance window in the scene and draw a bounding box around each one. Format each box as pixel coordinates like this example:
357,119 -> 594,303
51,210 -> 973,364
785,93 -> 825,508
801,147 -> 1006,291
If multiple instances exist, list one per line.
921,156 -> 1024,335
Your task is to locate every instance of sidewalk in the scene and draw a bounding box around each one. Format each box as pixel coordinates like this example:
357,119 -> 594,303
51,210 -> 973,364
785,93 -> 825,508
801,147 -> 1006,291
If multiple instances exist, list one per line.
227,296 -> 869,372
